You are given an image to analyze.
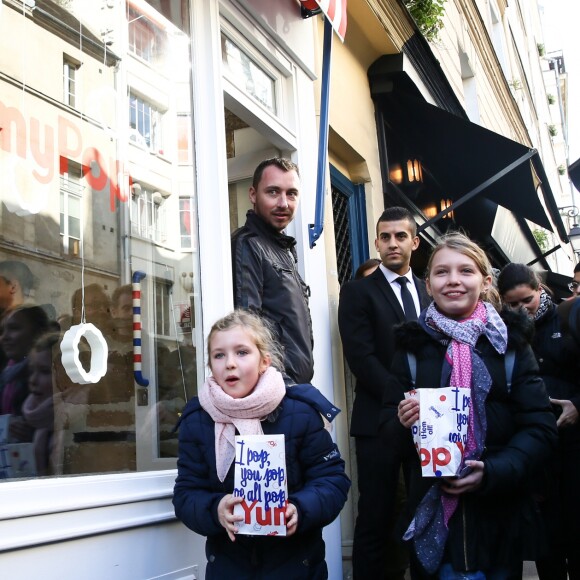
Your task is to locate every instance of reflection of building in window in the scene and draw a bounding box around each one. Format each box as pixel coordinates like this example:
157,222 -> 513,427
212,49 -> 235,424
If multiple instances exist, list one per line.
128,7 -> 161,63
63,56 -> 79,108
130,185 -> 167,244
129,92 -> 162,151
221,34 -> 276,114
179,197 -> 193,250
154,278 -> 172,337
60,162 -> 83,257
177,114 -> 192,164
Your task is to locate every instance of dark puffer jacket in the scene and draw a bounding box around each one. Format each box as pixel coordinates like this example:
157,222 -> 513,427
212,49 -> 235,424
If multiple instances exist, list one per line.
232,210 -> 314,384
173,384 -> 351,580
391,310 -> 558,575
534,300 -> 580,437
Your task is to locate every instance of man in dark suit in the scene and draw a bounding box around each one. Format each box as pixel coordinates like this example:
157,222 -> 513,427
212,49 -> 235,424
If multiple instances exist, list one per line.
338,206 -> 429,580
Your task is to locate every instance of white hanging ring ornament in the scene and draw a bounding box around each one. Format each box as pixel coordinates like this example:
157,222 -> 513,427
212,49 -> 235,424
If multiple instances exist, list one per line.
60,323 -> 109,384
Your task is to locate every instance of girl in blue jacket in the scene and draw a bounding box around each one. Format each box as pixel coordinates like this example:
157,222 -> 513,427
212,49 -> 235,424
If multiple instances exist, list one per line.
173,310 -> 350,579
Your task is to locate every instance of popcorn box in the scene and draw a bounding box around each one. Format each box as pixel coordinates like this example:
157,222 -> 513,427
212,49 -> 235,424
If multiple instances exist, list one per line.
233,434 -> 288,536
406,386 -> 471,477
0,442 -> 37,479
0,414 -> 10,444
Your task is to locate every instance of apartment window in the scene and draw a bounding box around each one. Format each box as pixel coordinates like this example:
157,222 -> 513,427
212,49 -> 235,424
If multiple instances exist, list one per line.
131,185 -> 167,244
63,57 -> 79,107
60,162 -> 83,256
128,7 -> 157,62
177,114 -> 193,164
129,93 -> 162,151
179,197 -> 193,249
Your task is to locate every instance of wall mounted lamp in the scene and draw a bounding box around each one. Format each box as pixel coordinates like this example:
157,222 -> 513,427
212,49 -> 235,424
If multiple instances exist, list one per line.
558,206 -> 580,255
389,158 -> 424,187
423,199 -> 454,220
558,205 -> 580,255
568,223 -> 580,256
557,205 -> 579,218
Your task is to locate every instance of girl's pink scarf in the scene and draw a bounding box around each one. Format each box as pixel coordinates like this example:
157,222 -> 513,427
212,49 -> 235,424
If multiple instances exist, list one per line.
22,393 -> 54,475
198,366 -> 285,482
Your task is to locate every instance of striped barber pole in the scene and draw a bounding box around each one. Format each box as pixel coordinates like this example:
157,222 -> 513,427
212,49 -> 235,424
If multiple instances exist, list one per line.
132,270 -> 149,387
300,0 -> 347,41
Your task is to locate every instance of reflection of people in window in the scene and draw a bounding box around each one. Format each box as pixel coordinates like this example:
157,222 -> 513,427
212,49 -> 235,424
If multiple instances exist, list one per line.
71,283 -> 111,328
0,260 -> 35,318
22,332 -> 60,476
110,284 -> 133,341
0,305 -> 50,442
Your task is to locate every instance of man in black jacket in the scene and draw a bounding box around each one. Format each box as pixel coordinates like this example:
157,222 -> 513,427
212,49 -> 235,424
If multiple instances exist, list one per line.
339,207 -> 430,580
231,158 -> 313,384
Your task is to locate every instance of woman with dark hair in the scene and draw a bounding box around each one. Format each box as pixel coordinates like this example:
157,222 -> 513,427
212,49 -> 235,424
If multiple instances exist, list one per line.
498,262 -> 580,580
355,258 -> 381,280
0,305 -> 50,442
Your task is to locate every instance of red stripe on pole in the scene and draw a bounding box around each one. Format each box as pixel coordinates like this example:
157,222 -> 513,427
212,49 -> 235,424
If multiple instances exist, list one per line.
326,0 -> 336,21
300,0 -> 347,42
340,0 -> 347,38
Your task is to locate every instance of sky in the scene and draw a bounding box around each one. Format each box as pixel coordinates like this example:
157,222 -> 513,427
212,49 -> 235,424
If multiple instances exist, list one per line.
540,0 -> 579,163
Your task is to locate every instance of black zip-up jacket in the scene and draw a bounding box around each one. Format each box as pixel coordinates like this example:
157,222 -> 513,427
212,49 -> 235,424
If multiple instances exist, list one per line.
232,210 -> 314,384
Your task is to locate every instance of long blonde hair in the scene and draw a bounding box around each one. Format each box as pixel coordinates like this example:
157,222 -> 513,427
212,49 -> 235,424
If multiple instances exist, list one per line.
426,232 -> 501,312
207,309 -> 285,372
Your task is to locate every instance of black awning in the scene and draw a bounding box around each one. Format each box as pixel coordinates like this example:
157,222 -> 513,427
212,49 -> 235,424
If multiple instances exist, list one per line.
377,91 -> 568,240
569,157 -> 580,192
369,55 -> 568,243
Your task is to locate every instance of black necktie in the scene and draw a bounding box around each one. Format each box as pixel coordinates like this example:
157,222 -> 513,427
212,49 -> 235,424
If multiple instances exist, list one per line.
396,276 -> 418,321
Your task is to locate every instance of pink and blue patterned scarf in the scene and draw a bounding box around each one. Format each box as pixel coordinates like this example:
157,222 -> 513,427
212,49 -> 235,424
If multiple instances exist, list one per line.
404,300 -> 508,574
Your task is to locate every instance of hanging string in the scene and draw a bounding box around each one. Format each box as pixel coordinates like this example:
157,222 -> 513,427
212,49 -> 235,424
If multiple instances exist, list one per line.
20,1 -> 27,120
78,7 -> 86,324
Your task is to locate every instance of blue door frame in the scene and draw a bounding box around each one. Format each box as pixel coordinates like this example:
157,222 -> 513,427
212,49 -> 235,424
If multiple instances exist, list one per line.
330,165 -> 369,279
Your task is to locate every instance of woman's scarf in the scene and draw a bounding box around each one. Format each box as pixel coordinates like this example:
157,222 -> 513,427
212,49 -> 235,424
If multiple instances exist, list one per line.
404,300 -> 508,574
0,359 -> 28,414
533,287 -> 552,322
22,393 -> 54,475
198,366 -> 286,482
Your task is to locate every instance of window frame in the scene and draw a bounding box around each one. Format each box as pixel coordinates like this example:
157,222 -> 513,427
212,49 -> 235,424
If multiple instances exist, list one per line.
129,92 -> 163,152
59,161 -> 84,257
63,56 -> 80,108
330,165 -> 369,279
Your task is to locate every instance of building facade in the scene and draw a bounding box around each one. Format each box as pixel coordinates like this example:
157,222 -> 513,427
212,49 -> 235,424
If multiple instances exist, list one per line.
0,0 -> 573,578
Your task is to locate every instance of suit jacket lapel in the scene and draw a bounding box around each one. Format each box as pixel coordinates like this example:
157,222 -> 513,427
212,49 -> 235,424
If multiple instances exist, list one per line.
371,269 -> 406,322
413,274 -> 431,310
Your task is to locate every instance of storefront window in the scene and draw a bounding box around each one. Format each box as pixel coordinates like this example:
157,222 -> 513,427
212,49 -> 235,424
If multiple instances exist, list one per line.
0,0 -> 200,479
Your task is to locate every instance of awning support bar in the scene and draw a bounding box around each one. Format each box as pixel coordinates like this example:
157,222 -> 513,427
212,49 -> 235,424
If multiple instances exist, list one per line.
527,244 -> 561,265
417,149 -> 537,234
309,17 -> 332,248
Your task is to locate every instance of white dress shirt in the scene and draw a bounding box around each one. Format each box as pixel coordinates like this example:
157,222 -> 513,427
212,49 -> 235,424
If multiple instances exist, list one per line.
378,263 -> 421,318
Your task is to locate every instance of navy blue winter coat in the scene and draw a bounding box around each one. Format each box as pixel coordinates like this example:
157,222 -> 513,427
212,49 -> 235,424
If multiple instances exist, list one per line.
173,384 -> 351,580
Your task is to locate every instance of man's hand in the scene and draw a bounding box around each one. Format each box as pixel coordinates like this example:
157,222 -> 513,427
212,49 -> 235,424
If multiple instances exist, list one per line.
398,397 -> 419,428
550,398 -> 579,428
217,494 -> 244,541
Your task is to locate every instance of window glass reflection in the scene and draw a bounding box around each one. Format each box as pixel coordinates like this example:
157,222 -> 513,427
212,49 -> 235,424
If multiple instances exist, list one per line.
0,0 -> 199,480
221,34 -> 276,114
